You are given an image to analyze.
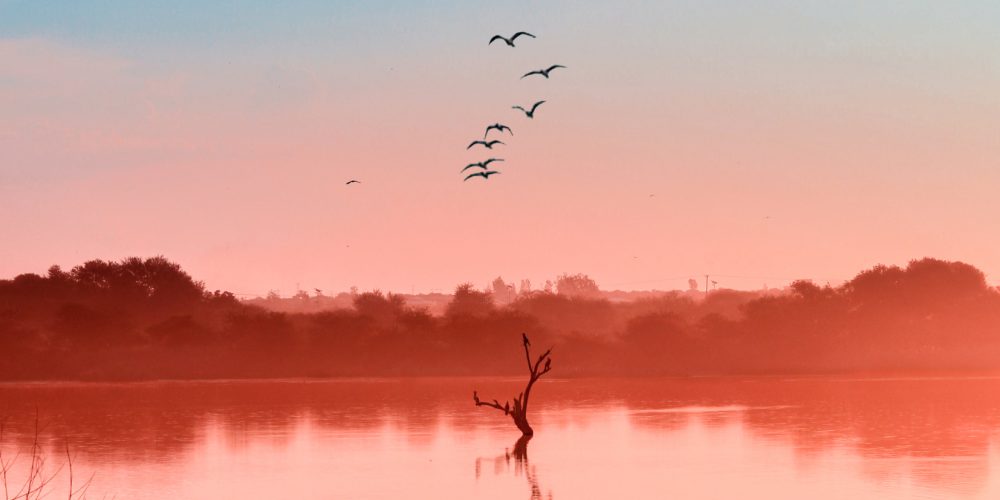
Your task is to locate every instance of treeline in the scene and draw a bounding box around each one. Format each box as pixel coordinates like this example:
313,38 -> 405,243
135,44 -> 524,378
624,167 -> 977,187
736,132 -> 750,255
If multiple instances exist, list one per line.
1,257 -> 1000,380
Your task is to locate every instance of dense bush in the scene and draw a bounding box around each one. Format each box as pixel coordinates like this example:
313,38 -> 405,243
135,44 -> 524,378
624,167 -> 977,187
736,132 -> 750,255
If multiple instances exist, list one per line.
2,257 -> 999,380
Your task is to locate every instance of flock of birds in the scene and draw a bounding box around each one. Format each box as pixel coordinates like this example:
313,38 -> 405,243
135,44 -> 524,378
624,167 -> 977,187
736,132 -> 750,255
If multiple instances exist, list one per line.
345,30 -> 565,186
462,31 -> 566,182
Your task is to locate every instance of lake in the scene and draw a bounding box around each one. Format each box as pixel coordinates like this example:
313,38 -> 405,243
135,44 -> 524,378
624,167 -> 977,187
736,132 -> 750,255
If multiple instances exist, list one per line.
3,376 -> 1000,499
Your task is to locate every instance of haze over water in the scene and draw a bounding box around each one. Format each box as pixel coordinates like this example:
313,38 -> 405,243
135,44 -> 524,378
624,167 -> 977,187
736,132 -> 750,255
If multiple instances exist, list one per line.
3,376 -> 1000,499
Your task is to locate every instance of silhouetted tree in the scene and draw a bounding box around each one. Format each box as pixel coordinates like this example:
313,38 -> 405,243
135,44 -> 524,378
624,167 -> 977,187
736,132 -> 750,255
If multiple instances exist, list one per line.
555,273 -> 600,298
69,256 -> 204,307
446,283 -> 495,318
473,333 -> 552,436
4,255 -> 1000,380
207,290 -> 239,306
622,313 -> 687,354
352,290 -> 407,326
512,292 -> 616,337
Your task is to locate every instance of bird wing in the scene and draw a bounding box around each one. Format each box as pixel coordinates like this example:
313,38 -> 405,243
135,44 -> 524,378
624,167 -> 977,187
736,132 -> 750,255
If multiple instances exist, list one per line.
461,163 -> 485,172
483,170 -> 500,178
547,65 -> 566,71
489,35 -> 507,45
530,100 -> 546,113
512,105 -> 526,113
464,172 -> 486,181
521,70 -> 543,79
511,32 -> 536,41
467,141 -> 484,149
483,158 -> 505,166
345,180 -> 360,184
487,140 -> 505,147
500,125 -> 513,134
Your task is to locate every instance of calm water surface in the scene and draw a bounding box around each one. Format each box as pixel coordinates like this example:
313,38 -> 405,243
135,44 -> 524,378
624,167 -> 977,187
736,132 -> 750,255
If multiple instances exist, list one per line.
3,377 -> 1000,499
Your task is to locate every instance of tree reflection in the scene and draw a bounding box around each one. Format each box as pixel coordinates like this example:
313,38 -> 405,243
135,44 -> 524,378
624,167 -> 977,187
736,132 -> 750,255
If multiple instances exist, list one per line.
475,435 -> 552,500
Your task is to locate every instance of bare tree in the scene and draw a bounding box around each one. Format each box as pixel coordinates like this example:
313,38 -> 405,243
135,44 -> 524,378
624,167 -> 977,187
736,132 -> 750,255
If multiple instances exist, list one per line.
473,333 -> 552,436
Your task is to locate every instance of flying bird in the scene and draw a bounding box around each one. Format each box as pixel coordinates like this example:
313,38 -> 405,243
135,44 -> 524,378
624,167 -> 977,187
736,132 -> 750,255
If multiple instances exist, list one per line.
464,171 -> 501,181
467,139 -> 505,150
512,100 -> 545,119
484,123 -> 513,139
489,32 -> 536,47
522,333 -> 530,347
521,65 -> 566,79
345,180 -> 361,185
461,158 -> 504,172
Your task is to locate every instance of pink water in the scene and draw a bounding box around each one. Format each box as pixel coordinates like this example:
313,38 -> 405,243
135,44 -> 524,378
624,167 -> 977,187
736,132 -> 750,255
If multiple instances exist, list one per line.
2,377 -> 1000,499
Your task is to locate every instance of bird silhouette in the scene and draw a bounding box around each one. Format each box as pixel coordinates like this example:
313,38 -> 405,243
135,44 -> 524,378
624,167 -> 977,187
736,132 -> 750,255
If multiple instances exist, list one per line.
521,65 -> 566,79
484,123 -> 513,139
489,32 -> 535,47
464,171 -> 501,181
461,158 -> 504,172
345,180 -> 361,185
522,333 -> 530,347
513,100 -> 545,119
467,139 -> 505,150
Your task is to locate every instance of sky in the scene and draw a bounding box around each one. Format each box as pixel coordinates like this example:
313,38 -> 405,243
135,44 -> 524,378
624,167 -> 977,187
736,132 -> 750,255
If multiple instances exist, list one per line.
1,0 -> 998,296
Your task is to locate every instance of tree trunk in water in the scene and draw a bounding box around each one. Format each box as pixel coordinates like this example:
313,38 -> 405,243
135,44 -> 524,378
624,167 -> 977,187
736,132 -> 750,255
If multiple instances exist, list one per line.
513,413 -> 533,436
473,333 -> 552,436
511,434 -> 531,461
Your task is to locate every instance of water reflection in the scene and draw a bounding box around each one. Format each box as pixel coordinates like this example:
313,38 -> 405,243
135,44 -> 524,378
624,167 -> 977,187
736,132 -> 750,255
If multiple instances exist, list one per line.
1,377 -> 999,498
476,435 -> 552,500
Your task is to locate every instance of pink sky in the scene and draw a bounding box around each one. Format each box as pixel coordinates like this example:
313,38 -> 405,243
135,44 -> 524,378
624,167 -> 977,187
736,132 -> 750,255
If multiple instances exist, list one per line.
2,2 -> 999,296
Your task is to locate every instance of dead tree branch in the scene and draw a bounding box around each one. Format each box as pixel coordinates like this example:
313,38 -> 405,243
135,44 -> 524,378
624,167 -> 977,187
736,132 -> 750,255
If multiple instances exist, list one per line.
473,333 -> 553,436
0,411 -> 90,500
